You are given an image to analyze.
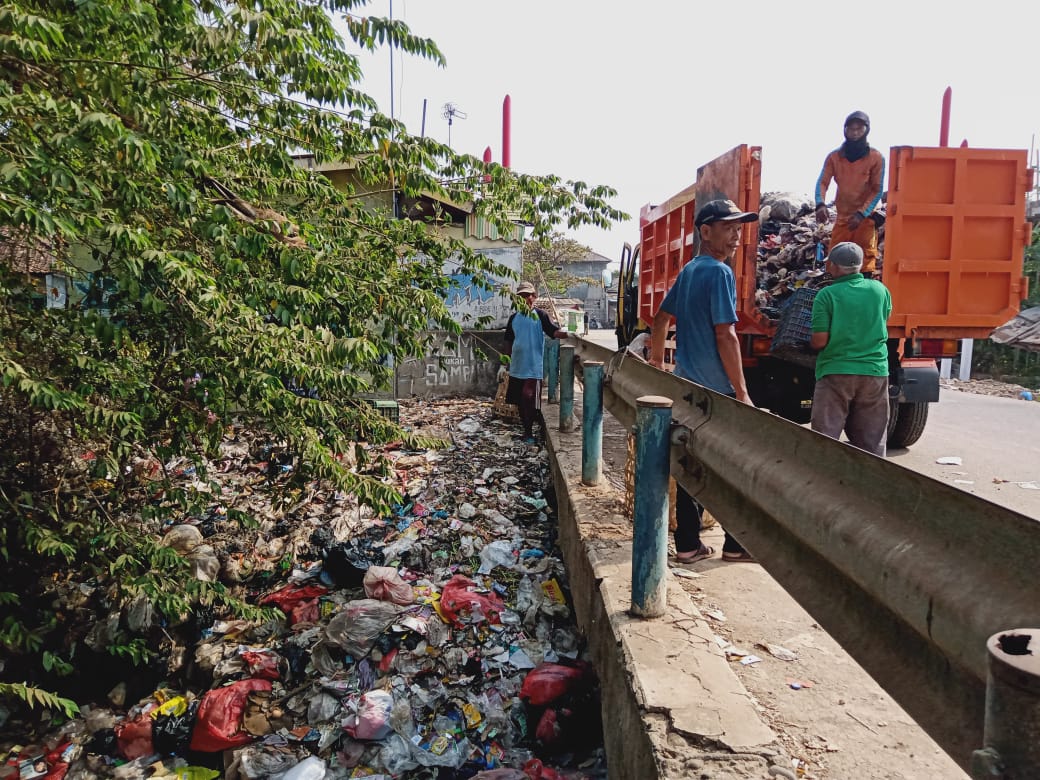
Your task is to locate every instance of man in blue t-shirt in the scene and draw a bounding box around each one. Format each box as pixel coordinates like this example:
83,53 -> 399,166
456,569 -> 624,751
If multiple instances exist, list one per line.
648,199 -> 756,564
504,281 -> 567,444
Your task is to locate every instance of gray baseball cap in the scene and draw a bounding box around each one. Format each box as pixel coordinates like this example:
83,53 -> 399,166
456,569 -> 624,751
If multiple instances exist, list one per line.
828,242 -> 864,268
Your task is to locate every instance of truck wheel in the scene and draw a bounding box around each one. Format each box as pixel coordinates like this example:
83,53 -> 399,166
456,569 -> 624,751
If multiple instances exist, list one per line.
887,402 -> 929,448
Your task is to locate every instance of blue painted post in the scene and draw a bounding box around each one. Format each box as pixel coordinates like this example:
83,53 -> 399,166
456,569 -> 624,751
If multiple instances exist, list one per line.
631,395 -> 672,618
546,339 -> 560,403
582,361 -> 604,486
558,344 -> 575,431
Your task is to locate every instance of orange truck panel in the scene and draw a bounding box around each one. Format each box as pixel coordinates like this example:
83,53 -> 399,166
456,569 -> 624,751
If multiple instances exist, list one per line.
884,146 -> 1030,339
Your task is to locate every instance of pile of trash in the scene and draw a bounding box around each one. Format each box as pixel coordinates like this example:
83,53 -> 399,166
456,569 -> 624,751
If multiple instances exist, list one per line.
0,398 -> 604,780
755,191 -> 886,318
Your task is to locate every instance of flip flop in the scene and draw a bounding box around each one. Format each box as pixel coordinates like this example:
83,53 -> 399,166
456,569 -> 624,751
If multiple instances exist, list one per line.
721,550 -> 756,563
672,545 -> 714,565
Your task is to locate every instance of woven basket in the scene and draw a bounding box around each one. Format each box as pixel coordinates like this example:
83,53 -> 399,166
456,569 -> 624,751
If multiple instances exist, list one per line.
492,372 -> 520,421
624,431 -> 678,531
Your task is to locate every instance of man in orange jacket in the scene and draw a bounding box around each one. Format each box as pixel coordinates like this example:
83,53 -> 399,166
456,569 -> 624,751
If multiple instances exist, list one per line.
814,111 -> 885,276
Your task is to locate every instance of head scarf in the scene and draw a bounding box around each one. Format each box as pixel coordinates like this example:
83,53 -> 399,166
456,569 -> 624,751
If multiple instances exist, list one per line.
841,110 -> 871,163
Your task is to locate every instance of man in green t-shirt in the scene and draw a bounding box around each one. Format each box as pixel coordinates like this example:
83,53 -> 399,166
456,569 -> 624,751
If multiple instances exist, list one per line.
809,242 -> 893,456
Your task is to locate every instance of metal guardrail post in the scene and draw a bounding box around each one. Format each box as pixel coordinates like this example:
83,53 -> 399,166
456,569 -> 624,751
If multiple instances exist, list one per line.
546,340 -> 560,403
971,629 -> 1040,778
581,361 -> 604,486
558,344 -> 574,431
630,395 -> 671,618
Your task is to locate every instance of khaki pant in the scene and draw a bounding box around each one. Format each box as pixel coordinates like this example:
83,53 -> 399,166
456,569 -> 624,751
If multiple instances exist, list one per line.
811,374 -> 889,457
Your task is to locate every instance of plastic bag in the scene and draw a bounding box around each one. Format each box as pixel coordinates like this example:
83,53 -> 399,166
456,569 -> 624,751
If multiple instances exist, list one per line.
259,583 -> 328,615
161,524 -> 203,554
241,649 -> 283,680
325,599 -> 399,656
280,756 -> 327,780
186,544 -> 219,582
439,575 -> 504,627
323,538 -> 384,587
477,540 -> 517,574
152,700 -> 198,756
236,747 -> 300,778
519,662 -> 590,707
115,713 -> 154,760
189,679 -> 271,752
344,689 -> 393,740
363,566 -> 415,605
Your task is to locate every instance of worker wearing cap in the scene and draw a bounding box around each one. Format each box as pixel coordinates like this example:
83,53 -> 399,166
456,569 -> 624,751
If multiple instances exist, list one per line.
810,242 -> 892,456
814,111 -> 885,276
503,281 -> 567,445
649,199 -> 755,564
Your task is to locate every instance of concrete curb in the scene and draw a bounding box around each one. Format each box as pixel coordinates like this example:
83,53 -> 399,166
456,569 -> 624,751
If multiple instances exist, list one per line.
545,414 -> 781,779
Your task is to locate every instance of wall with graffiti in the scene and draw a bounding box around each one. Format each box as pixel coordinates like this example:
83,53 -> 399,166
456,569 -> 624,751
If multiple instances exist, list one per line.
396,330 -> 508,398
443,247 -> 521,330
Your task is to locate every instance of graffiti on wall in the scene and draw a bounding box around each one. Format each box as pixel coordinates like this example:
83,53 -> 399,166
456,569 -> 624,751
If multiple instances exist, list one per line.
397,331 -> 502,398
442,247 -> 521,329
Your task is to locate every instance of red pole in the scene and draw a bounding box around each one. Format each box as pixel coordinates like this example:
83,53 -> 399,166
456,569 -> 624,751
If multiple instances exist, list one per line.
940,86 -> 952,147
482,146 -> 492,183
502,94 -> 512,168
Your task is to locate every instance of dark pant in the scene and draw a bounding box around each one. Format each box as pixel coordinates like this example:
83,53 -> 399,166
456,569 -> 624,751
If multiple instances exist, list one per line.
506,377 -> 542,437
675,484 -> 745,555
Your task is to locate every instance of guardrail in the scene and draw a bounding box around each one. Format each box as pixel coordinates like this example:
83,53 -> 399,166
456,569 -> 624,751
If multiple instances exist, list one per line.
564,336 -> 1040,777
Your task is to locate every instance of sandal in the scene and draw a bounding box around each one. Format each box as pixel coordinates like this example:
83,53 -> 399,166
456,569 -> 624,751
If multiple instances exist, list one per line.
672,545 -> 714,564
721,550 -> 756,563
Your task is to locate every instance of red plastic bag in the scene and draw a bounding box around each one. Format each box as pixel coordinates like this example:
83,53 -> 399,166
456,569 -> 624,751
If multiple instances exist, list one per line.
115,713 -> 154,760
189,679 -> 271,752
522,759 -> 566,780
535,708 -> 559,746
258,583 -> 327,614
439,575 -> 504,627
289,598 -> 320,625
241,649 -> 283,680
519,663 -> 589,707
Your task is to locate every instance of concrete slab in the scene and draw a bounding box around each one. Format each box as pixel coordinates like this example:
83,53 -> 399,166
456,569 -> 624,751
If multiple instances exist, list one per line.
545,421 -> 783,779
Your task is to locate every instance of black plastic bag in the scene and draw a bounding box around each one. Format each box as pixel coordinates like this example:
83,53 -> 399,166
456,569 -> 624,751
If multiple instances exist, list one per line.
152,700 -> 199,756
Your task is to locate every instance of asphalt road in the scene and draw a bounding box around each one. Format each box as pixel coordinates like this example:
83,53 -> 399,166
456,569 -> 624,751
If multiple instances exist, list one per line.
579,328 -> 1038,778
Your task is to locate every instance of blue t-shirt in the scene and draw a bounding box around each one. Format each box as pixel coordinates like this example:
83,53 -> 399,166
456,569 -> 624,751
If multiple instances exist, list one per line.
505,309 -> 559,379
659,256 -> 738,394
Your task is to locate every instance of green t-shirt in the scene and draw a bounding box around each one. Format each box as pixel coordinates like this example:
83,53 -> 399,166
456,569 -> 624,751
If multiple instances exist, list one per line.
811,273 -> 892,379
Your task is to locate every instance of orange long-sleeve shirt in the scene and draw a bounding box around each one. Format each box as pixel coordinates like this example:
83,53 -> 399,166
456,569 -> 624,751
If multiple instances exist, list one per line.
814,148 -> 885,219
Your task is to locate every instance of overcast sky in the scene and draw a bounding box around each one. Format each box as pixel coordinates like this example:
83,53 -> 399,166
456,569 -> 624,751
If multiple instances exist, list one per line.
351,1 -> 1040,263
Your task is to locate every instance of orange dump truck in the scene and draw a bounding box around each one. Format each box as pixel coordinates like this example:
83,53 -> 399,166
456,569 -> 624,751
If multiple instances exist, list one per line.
616,144 -> 1032,446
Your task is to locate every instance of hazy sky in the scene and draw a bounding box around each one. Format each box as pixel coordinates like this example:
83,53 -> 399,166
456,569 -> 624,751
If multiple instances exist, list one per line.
352,1 -> 1040,262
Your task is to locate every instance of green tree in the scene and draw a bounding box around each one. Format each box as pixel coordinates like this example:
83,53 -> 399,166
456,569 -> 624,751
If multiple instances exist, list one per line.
0,0 -> 623,716
522,232 -> 596,296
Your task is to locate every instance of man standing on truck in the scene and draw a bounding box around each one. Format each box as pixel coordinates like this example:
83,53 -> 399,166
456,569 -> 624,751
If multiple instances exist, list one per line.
814,111 -> 885,277
810,242 -> 892,456
648,199 -> 756,564
504,281 -> 568,445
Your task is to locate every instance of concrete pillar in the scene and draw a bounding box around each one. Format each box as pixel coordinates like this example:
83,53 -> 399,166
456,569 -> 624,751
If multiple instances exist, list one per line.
630,395 -> 671,618
581,362 -> 604,486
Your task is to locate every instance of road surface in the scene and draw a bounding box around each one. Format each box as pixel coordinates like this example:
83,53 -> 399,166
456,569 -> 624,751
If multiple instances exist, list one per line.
580,329 -> 1039,778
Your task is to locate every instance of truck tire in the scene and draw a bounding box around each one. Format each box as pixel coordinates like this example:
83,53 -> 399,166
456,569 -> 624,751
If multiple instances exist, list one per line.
887,401 -> 929,448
